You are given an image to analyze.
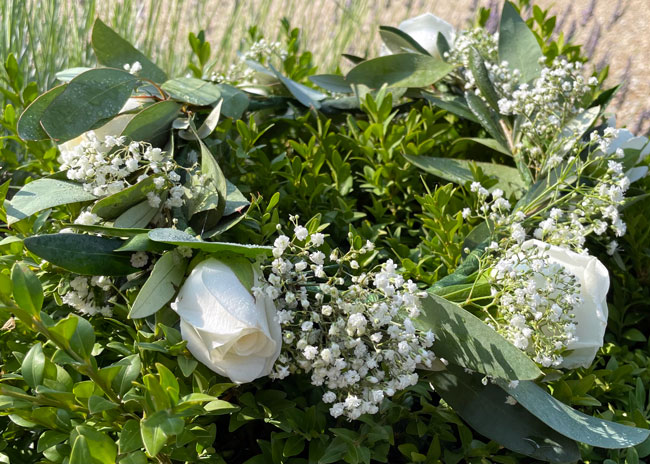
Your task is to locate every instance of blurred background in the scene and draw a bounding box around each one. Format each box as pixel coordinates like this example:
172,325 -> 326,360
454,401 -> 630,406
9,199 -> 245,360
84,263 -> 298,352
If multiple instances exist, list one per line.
3,0 -> 648,132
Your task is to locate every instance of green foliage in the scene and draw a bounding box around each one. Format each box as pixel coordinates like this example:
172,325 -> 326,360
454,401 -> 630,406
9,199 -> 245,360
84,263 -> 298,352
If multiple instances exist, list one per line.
1,4 -> 649,464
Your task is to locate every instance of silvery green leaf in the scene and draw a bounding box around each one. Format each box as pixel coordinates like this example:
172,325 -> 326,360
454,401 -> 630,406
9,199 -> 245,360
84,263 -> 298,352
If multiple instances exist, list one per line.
498,1 -> 543,83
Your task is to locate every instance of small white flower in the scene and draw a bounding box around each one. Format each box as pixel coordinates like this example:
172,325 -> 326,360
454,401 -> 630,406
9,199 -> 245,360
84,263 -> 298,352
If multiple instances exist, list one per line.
130,252 -> 149,268
294,225 -> 309,241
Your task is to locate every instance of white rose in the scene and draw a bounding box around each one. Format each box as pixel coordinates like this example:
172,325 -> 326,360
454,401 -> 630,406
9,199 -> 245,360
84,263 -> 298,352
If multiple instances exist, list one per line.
172,258 -> 282,383
58,97 -> 152,153
381,13 -> 455,58
523,239 -> 610,369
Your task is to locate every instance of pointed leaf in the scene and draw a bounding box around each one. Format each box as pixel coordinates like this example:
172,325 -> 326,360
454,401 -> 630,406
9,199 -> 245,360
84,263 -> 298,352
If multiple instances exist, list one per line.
161,77 -> 221,106
379,25 -> 431,55
347,53 -> 454,89
11,263 -> 44,316
41,69 -> 138,142
501,380 -> 650,448
120,100 -> 181,144
415,293 -> 542,380
148,228 -> 272,257
6,178 -> 96,225
429,365 -> 580,463
17,85 -> 66,141
24,233 -> 137,275
91,18 -> 166,82
498,1 -> 543,83
129,251 -> 187,319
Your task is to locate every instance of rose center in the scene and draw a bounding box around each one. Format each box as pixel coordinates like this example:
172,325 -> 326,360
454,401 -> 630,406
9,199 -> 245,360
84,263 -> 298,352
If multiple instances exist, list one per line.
233,332 -> 262,356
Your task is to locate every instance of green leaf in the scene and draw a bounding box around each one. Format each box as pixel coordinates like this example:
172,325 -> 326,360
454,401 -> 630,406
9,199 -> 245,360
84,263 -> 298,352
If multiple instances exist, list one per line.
404,155 -> 525,197
270,64 -> 326,109
114,200 -> 159,229
16,84 -> 66,141
140,410 -> 184,456
120,100 -> 181,145
422,94 -> 479,123
70,426 -> 118,464
120,451 -> 147,464
111,354 -> 142,396
215,84 -> 249,119
88,395 -> 119,414
498,1 -> 543,83
501,380 -> 650,448
55,67 -> 93,83
91,18 -> 167,82
11,263 -> 44,316
92,175 -> 161,220
63,224 -> 151,237
429,365 -> 580,463
69,315 -> 96,360
148,228 -> 273,257
224,179 -> 249,216
460,137 -> 511,156
161,77 -> 221,106
415,294 -> 542,380
346,53 -> 455,89
379,25 -> 431,55
130,251 -> 187,319
119,419 -> 144,454
41,68 -> 139,142
468,47 -> 500,110
37,430 -> 68,453
22,343 -> 46,388
115,233 -> 172,253
203,399 -> 240,414
465,91 -> 510,150
6,178 -> 96,225
24,233 -> 137,275
309,74 -> 353,94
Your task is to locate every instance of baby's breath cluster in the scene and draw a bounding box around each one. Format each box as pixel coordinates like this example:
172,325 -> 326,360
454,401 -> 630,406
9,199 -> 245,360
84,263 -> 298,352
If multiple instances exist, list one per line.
484,242 -> 579,367
59,133 -> 185,225
445,28 -> 498,88
210,38 -> 288,84
260,218 -> 436,420
62,275 -> 115,317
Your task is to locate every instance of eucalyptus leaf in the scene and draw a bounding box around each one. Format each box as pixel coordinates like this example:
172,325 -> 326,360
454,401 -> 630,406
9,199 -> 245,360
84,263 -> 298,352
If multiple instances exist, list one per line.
498,1 -> 543,83
345,53 -> 454,89
161,77 -> 221,106
459,137 -> 511,156
120,100 -> 181,145
23,233 -> 137,275
16,84 -> 66,141
63,224 -> 150,238
404,154 -> 525,197
270,64 -> 326,109
428,365 -> 580,463
215,84 -> 249,119
346,53 -> 455,89
5,178 -> 96,225
130,251 -> 187,319
223,179 -> 249,216
309,74 -> 353,94
468,47 -> 501,110
148,228 -> 273,257
500,380 -> 650,448
415,293 -> 542,380
378,25 -> 431,55
91,18 -> 167,82
113,200 -> 159,229
92,175 -> 160,220
55,67 -> 93,83
41,68 -> 138,142
465,91 -> 510,150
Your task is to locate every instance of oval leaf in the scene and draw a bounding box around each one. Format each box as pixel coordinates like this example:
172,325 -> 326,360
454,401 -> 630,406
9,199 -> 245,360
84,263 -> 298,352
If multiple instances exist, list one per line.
161,77 -> 221,106
346,53 -> 455,89
17,84 -> 66,141
130,251 -> 187,319
5,178 -> 96,225
91,18 -> 167,82
415,293 -> 542,380
501,380 -> 650,448
24,234 -> 137,275
41,68 -> 138,142
429,365 -> 580,463
498,1 -> 543,83
147,228 -> 272,257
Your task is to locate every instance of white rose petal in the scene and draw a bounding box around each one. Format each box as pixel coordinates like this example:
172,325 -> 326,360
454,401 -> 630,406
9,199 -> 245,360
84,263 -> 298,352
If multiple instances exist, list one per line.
522,239 -> 610,369
172,258 -> 282,383
381,13 -> 455,59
